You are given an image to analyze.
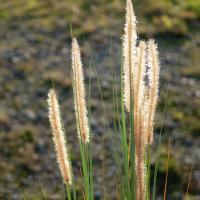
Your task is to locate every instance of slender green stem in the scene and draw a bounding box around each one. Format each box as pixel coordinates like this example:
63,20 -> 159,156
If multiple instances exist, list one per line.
79,141 -> 90,200
120,54 -> 131,200
152,85 -> 169,200
66,184 -> 72,200
88,60 -> 94,200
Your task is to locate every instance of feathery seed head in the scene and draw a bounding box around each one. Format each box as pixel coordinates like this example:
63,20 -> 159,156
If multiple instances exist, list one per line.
122,0 -> 137,112
147,39 -> 160,92
134,41 -> 147,111
146,39 -> 160,145
47,89 -> 72,185
133,41 -> 148,200
71,37 -> 90,144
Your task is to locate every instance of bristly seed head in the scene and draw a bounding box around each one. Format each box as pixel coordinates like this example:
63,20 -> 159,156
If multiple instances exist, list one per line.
122,0 -> 137,112
122,2 -> 160,199
47,89 -> 73,185
146,39 -> 160,145
71,37 -> 90,144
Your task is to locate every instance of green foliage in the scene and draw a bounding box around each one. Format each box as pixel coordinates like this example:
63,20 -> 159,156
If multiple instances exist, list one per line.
20,130 -> 35,143
187,0 -> 200,17
0,0 -> 200,35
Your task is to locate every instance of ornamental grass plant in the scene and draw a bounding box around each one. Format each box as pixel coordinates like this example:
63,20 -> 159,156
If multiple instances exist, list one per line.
47,1 -> 162,199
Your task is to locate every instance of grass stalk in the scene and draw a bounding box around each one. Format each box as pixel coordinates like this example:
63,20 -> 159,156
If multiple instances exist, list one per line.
163,139 -> 171,200
152,85 -> 169,200
185,167 -> 192,200
120,56 -> 131,200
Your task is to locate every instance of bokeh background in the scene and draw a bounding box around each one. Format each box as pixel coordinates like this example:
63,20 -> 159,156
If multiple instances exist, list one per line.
0,0 -> 200,199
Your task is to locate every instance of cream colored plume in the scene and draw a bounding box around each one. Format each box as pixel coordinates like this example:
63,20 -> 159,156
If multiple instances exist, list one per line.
47,89 -> 72,185
146,39 -> 160,145
133,41 -> 147,200
71,37 -> 89,144
121,1 -> 160,199
133,40 -> 160,199
134,41 -> 147,166
133,41 -> 146,114
122,0 -> 137,112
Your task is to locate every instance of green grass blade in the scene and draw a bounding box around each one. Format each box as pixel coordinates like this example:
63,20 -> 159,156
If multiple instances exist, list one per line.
120,51 -> 131,200
152,84 -> 169,200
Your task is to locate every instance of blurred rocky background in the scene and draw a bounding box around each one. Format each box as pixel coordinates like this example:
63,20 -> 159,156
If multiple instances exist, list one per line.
0,0 -> 200,199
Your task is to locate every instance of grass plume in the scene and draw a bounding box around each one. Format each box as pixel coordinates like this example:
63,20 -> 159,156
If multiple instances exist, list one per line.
71,37 -> 90,144
47,89 -> 73,185
122,0 -> 137,112
146,39 -> 160,145
133,41 -> 147,200
122,1 -> 160,198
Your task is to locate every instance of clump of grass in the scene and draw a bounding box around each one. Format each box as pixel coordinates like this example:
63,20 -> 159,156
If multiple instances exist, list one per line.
122,1 -> 160,199
47,0 -> 161,199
